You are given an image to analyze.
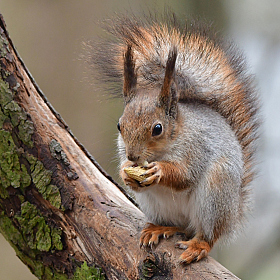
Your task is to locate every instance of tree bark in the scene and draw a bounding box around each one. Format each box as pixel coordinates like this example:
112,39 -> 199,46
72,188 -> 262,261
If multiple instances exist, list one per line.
0,13 -> 240,280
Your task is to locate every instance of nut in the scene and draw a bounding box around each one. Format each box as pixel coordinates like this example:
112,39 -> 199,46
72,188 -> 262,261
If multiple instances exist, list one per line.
124,166 -> 148,182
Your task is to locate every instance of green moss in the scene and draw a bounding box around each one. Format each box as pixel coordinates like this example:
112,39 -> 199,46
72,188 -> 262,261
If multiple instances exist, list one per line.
23,151 -> 37,171
18,119 -> 34,147
0,183 -> 9,198
0,130 -> 21,188
16,201 -> 63,252
1,208 -> 104,280
0,79 -> 34,147
3,100 -> 25,126
51,227 -> 63,251
0,79 -> 13,111
72,261 -> 105,280
0,130 -> 31,191
44,267 -> 68,280
24,152 -> 62,209
0,211 -> 42,276
16,201 -> 50,251
0,131 -> 62,207
20,164 -> 32,187
0,77 -> 62,207
0,208 -> 64,279
31,160 -> 52,190
42,184 -> 62,209
0,222 -> 45,279
42,262 -> 105,280
0,35 -> 102,280
43,261 -> 105,280
17,249 -> 45,279
0,106 -> 7,127
0,210 -> 25,248
0,34 -> 9,57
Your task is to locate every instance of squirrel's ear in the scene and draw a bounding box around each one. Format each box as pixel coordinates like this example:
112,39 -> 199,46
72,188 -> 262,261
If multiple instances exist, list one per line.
160,47 -> 178,118
123,44 -> 137,103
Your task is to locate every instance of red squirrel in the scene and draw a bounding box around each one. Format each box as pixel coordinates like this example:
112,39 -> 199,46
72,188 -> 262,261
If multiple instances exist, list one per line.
92,14 -> 260,264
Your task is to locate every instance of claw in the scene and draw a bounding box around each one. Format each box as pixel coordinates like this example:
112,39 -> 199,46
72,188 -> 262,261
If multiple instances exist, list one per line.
144,162 -> 156,168
138,162 -> 162,186
140,223 -> 183,249
148,240 -> 153,249
140,178 -> 147,185
175,241 -> 189,250
177,237 -> 211,264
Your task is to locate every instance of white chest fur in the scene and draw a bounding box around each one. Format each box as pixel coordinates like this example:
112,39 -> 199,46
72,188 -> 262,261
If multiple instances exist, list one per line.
135,185 -> 195,230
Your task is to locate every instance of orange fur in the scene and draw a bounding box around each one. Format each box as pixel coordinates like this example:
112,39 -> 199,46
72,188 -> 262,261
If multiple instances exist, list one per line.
140,223 -> 184,247
176,235 -> 213,263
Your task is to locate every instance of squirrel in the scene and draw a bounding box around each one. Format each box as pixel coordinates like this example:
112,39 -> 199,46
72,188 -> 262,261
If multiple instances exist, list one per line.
91,14 -> 260,264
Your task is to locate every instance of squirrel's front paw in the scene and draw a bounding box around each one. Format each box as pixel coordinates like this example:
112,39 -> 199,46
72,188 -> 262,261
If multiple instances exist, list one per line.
140,162 -> 162,186
124,177 -> 142,191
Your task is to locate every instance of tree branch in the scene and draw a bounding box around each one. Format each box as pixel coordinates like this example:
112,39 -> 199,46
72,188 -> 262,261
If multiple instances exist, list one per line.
0,13 -> 240,279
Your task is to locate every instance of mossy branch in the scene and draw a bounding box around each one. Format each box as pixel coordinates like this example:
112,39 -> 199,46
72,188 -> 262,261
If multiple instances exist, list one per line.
0,13 -> 240,280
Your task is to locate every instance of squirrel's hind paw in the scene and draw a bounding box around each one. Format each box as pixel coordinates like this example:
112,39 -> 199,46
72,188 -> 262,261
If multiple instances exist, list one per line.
176,237 -> 211,264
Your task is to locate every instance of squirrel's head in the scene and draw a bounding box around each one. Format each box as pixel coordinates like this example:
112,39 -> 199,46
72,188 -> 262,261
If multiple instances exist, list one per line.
117,45 -> 180,164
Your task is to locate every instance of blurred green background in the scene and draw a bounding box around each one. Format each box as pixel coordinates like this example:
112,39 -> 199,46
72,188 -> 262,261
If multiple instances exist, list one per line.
0,1 -> 280,279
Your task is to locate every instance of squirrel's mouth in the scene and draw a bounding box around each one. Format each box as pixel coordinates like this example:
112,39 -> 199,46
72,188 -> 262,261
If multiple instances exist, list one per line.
131,160 -> 149,168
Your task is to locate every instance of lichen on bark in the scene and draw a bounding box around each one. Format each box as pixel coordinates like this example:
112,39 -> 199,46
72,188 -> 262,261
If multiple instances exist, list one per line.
0,20 -> 107,280
0,79 -> 34,147
24,152 -> 62,209
0,210 -> 45,278
0,75 -> 62,208
15,201 -> 63,252
0,32 -> 65,278
0,130 -> 31,192
72,262 -> 105,280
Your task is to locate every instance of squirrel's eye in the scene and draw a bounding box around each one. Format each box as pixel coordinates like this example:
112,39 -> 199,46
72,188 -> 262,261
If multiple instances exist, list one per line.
152,123 -> 162,137
117,122 -> 121,132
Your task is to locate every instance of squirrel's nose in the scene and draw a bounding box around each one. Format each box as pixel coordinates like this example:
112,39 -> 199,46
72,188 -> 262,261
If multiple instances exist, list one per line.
127,154 -> 140,162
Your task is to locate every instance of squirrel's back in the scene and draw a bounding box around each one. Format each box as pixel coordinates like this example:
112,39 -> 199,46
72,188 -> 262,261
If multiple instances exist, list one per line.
90,13 -> 260,211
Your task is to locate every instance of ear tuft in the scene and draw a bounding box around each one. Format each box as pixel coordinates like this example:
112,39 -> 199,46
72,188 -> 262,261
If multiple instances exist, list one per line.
164,47 -> 177,86
160,47 -> 178,117
123,45 -> 137,103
